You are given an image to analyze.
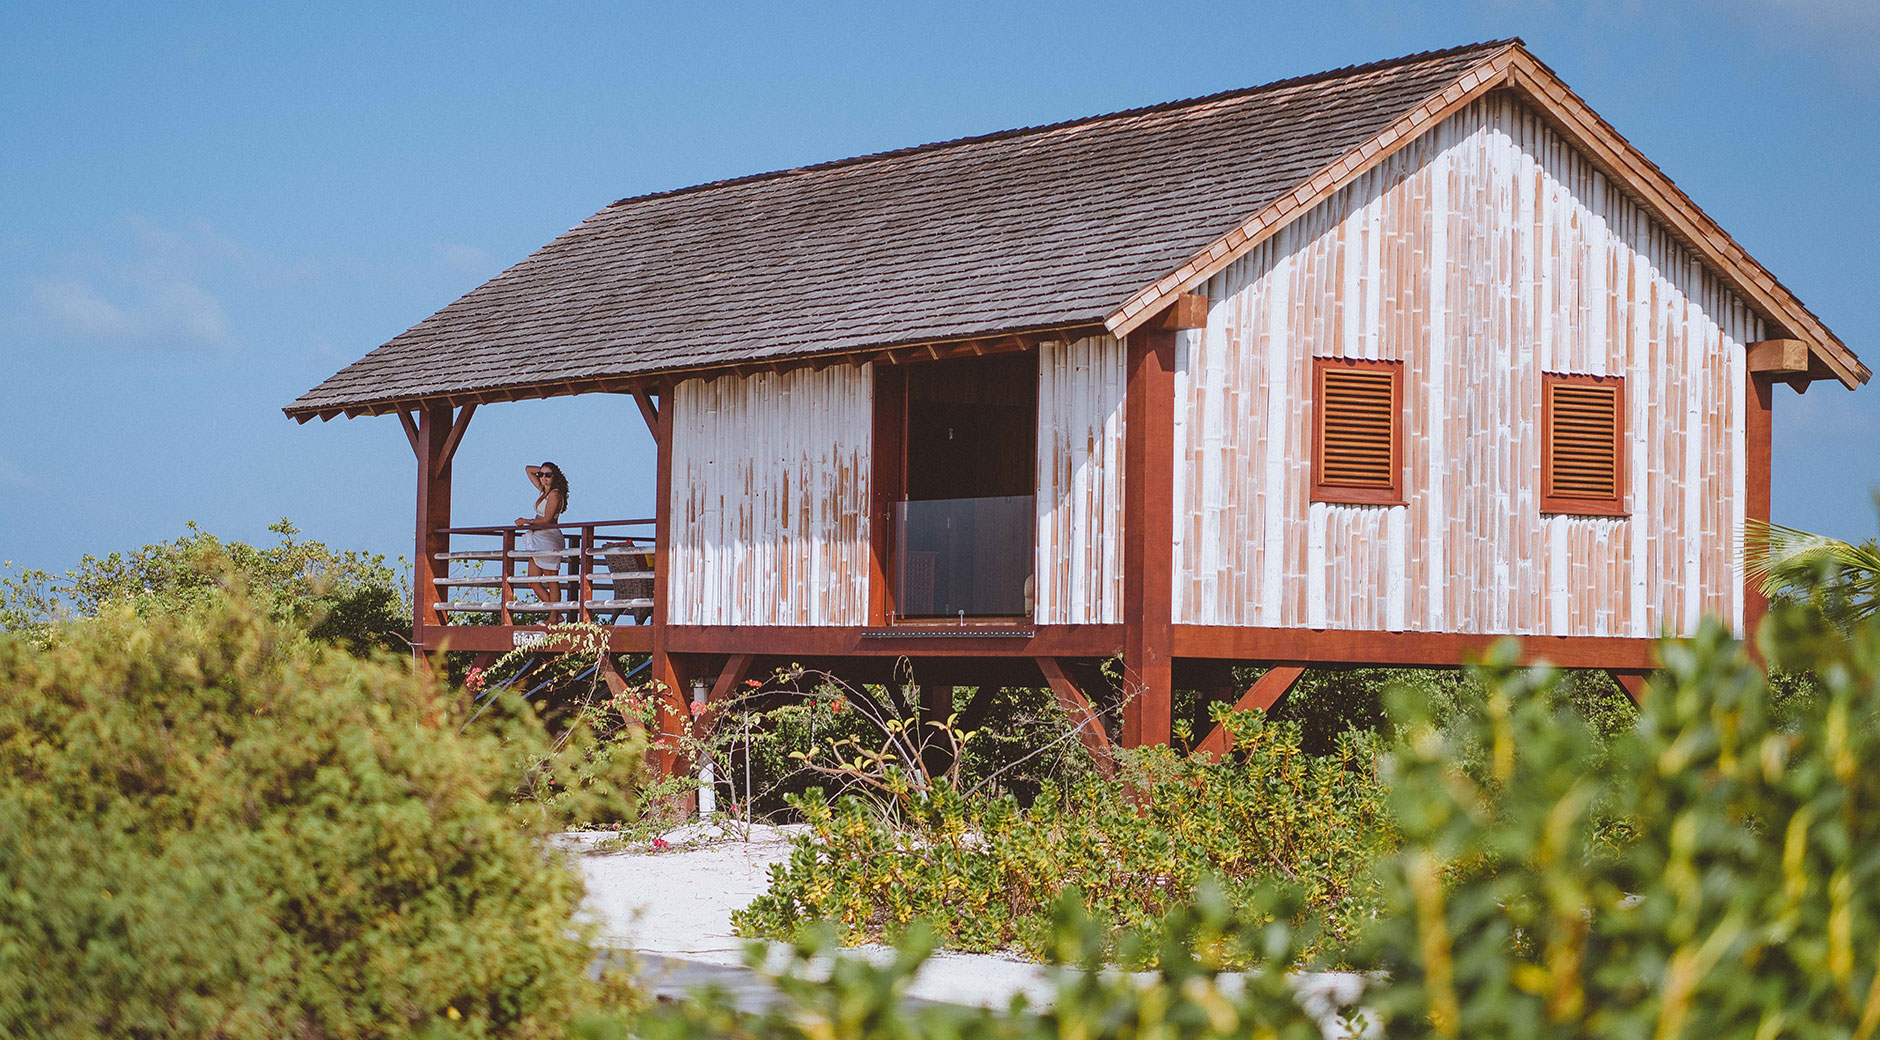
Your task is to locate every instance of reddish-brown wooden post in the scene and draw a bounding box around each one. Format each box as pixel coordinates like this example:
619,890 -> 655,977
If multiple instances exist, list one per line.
1122,328 -> 1176,747
868,365 -> 907,625
1744,374 -> 1775,648
648,381 -> 688,775
411,404 -> 456,664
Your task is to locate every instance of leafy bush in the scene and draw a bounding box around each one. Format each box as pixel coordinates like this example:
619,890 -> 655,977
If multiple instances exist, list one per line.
0,592 -> 607,1039
1356,610 -> 1880,1038
457,625 -> 657,831
0,519 -> 406,654
621,890 -> 1341,1040
732,712 -> 1393,965
1260,664 -> 1637,756
624,600 -> 1880,1039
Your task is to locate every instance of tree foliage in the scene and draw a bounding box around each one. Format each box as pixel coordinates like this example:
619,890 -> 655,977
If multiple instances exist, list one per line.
0,592 -> 607,1039
1747,516 -> 1880,630
0,519 -> 407,654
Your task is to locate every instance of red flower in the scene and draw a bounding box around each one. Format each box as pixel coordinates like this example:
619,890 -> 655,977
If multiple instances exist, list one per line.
652,837 -> 669,849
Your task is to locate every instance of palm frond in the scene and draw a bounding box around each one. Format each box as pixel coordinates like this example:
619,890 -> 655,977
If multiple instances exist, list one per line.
1745,517 -> 1880,629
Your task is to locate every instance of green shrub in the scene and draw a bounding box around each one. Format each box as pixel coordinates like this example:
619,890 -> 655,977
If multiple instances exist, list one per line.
622,890 -> 1339,1040
631,603 -> 1880,1038
458,626 -> 654,831
0,519 -> 406,654
1354,611 -> 1880,1038
732,712 -> 1393,965
0,592 -> 604,1039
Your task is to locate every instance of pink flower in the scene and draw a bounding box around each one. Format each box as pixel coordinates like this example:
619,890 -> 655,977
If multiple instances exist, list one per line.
465,667 -> 485,692
652,837 -> 669,849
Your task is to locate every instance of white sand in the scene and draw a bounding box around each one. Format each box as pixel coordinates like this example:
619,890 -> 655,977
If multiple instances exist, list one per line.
564,822 -> 1059,1007
563,823 -> 1369,1029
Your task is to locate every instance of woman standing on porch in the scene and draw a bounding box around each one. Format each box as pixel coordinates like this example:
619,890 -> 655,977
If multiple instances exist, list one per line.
517,462 -> 569,621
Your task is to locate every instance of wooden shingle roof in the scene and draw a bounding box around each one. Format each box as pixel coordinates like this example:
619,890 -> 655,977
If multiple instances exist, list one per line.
287,39 -> 1863,421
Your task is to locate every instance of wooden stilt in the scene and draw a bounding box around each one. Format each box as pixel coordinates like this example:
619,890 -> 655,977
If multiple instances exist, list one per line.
1194,666 -> 1306,759
648,379 -> 685,778
1123,327 -> 1176,748
952,685 -> 999,738
917,684 -> 957,780
411,403 -> 474,667
1744,374 -> 1774,654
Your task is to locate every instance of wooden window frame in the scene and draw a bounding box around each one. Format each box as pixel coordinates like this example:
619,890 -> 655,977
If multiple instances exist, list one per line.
1311,356 -> 1404,506
1541,372 -> 1628,517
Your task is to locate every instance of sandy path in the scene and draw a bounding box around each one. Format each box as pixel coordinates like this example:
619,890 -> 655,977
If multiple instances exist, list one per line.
561,823 -> 1058,1007
562,824 -> 1364,1029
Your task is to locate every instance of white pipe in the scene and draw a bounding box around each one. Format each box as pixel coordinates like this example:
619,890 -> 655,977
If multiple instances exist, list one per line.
691,679 -> 714,816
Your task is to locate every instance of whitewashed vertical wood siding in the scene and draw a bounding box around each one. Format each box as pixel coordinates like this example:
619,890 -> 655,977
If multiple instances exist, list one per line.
1036,335 -> 1127,624
668,365 -> 872,625
1173,92 -> 1757,637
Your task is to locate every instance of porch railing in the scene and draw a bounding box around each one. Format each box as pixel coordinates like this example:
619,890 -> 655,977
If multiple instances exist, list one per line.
430,518 -> 656,626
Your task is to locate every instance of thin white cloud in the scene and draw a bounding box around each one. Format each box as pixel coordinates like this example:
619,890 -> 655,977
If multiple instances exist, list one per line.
29,273 -> 234,350
1703,0 -> 1880,85
435,243 -> 495,272
0,456 -> 32,490
18,216 -> 266,353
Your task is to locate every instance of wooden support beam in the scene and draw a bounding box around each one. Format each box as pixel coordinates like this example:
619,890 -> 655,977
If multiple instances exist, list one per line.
952,685 -> 999,737
1037,657 -> 1115,777
1747,339 -> 1810,376
684,653 -> 757,798
598,654 -> 631,697
917,684 -> 957,780
1142,292 -> 1209,331
438,404 -> 476,469
1609,670 -> 1652,704
411,404 -> 456,661
1744,374 -> 1774,649
398,410 -> 420,457
1122,328 -> 1176,748
868,365 -> 906,624
1193,666 -> 1306,759
649,381 -> 685,777
631,386 -> 660,437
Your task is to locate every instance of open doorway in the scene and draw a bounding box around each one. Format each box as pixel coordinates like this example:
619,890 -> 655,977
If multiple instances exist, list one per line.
885,353 -> 1037,621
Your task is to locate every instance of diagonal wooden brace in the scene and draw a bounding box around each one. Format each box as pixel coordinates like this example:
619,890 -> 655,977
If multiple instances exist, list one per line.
1037,657 -> 1115,777
1194,665 -> 1306,759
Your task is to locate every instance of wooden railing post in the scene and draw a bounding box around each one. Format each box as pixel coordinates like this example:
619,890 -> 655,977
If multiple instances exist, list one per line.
1122,328 -> 1176,748
498,531 -> 515,627
577,525 -> 595,624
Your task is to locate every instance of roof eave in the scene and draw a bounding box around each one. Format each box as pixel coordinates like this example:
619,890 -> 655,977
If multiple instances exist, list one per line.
280,318 -> 1114,422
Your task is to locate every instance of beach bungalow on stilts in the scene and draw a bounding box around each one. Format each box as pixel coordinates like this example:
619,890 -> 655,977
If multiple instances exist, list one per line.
287,39 -> 1867,768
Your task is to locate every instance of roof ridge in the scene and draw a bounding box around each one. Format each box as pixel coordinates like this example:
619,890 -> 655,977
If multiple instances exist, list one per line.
605,38 -> 1523,209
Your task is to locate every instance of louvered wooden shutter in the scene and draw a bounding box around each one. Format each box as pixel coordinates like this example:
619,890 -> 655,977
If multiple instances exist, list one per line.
1542,373 -> 1626,515
1312,358 -> 1402,505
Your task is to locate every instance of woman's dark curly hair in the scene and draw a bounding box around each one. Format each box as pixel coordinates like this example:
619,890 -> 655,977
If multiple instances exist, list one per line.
539,461 -> 570,507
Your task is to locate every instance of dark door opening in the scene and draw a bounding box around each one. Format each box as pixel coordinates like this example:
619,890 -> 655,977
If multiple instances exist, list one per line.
893,353 -> 1037,620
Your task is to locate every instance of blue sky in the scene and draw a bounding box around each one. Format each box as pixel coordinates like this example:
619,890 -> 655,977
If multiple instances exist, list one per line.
3,0 -> 1877,576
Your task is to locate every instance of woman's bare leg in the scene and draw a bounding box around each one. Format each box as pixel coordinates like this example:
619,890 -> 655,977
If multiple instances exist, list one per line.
527,560 -> 559,623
